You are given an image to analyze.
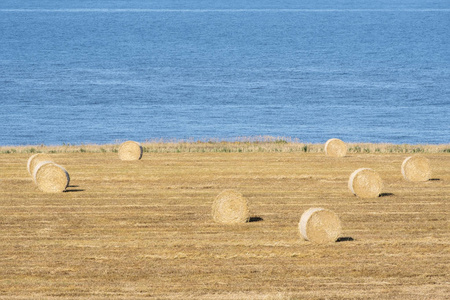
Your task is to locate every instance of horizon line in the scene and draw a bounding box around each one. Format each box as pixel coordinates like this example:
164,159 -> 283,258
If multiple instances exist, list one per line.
1,8 -> 450,13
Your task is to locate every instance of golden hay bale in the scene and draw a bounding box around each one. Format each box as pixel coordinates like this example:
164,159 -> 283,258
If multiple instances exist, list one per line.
212,190 -> 250,224
348,168 -> 383,198
401,155 -> 432,182
324,138 -> 347,157
33,161 -> 70,193
27,153 -> 51,176
299,207 -> 341,243
118,141 -> 143,161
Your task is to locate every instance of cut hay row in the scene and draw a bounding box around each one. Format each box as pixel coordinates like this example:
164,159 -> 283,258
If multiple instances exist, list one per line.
402,155 -> 432,182
118,141 -> 143,161
299,208 -> 342,243
212,190 -> 250,224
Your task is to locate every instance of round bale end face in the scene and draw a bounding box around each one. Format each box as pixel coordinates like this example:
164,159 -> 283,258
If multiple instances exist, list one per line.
324,138 -> 347,157
299,208 -> 341,243
348,168 -> 383,198
27,153 -> 52,176
212,190 -> 250,224
118,141 -> 143,161
401,155 -> 431,182
33,161 -> 70,193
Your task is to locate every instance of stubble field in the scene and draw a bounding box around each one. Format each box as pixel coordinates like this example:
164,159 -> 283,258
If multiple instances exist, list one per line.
0,143 -> 449,299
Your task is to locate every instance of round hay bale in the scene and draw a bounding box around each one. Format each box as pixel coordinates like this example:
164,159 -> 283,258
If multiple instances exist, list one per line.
118,141 -> 143,161
27,153 -> 52,176
348,168 -> 383,198
212,190 -> 250,224
33,161 -> 70,193
401,155 -> 431,182
299,207 -> 341,243
324,138 -> 347,157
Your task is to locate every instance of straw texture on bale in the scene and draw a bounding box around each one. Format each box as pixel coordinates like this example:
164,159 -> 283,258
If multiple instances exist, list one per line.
118,141 -> 143,161
33,161 -> 70,193
401,155 -> 432,182
299,208 -> 341,243
324,138 -> 347,157
348,168 -> 383,198
27,153 -> 51,176
212,190 -> 250,224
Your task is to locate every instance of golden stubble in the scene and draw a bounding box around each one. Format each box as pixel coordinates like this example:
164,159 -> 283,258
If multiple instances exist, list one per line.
0,148 -> 449,299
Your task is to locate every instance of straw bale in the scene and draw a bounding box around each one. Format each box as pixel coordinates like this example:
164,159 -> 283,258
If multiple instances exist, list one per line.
324,138 -> 347,157
33,161 -> 70,193
299,207 -> 341,243
27,153 -> 51,176
401,155 -> 431,182
118,141 -> 143,161
212,190 -> 250,224
348,168 -> 383,198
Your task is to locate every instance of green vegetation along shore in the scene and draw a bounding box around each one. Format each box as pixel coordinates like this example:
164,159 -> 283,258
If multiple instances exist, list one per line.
1,139 -> 449,154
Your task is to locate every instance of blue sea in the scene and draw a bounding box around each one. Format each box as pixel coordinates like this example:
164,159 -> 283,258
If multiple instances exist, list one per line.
1,0 -> 449,146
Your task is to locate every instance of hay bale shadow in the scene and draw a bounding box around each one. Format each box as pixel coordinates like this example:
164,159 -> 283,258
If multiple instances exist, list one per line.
336,237 -> 354,242
64,188 -> 85,193
429,178 -> 440,181
379,193 -> 394,197
248,216 -> 264,223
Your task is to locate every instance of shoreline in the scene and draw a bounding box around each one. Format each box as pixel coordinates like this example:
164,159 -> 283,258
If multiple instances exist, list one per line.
1,140 -> 449,154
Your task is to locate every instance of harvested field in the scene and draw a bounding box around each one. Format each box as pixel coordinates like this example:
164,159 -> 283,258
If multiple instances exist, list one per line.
0,144 -> 449,299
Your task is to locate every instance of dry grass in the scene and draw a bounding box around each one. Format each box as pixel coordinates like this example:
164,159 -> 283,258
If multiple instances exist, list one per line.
0,143 -> 449,299
1,137 -> 449,155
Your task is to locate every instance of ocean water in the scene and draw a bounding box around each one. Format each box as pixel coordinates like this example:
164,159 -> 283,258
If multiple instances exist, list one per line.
1,0 -> 449,146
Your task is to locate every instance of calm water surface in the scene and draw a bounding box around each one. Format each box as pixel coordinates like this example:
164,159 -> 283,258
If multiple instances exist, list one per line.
1,0 -> 449,145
